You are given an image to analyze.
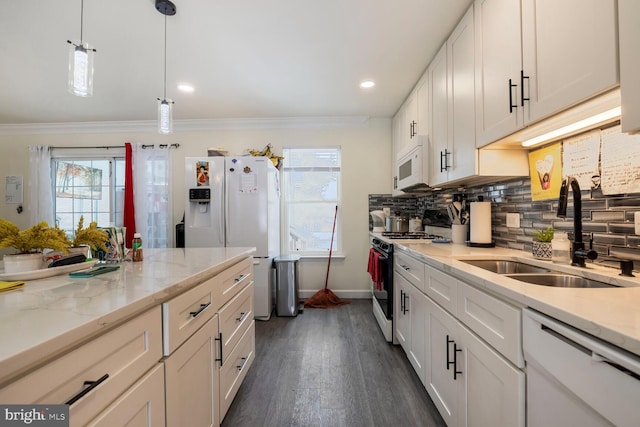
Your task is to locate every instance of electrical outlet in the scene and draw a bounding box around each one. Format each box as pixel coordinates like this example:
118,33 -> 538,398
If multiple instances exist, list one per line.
635,212 -> 640,235
506,212 -> 520,228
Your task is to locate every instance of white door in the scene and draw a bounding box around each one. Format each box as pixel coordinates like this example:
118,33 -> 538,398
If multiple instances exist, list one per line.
448,5 -> 477,182
619,0 -> 640,134
225,157 -> 271,256
408,288 -> 427,386
459,323 -> 526,427
474,0 -> 524,147
425,296 -> 460,427
184,157 -> 225,248
428,43 -> 449,186
521,0 -> 618,124
394,272 -> 411,351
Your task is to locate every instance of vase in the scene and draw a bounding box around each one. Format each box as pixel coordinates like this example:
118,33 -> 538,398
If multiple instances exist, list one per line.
3,253 -> 45,273
532,241 -> 552,260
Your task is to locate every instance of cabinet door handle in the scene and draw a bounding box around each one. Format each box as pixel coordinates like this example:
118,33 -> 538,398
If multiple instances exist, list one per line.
189,302 -> 211,318
215,332 -> 223,365
446,335 -> 454,371
440,150 -> 446,172
520,70 -> 530,106
393,176 -> 397,190
403,292 -> 409,314
236,356 -> 249,372
453,343 -> 463,380
508,78 -> 518,113
65,374 -> 109,406
236,311 -> 248,322
235,273 -> 250,283
399,290 -> 404,312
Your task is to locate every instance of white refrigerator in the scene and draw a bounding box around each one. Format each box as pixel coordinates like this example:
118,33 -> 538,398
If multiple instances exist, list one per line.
184,156 -> 280,320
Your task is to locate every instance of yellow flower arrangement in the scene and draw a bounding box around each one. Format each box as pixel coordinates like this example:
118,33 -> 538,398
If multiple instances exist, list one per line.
0,219 -> 71,254
71,216 -> 109,252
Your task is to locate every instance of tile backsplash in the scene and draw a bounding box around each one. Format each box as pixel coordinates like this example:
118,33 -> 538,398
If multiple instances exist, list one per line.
369,177 -> 640,268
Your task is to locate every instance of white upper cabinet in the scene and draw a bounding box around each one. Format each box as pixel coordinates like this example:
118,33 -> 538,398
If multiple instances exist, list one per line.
619,0 -> 640,134
428,44 -> 449,186
446,6 -> 477,183
475,0 -> 619,147
521,0 -> 618,124
474,0 -> 524,147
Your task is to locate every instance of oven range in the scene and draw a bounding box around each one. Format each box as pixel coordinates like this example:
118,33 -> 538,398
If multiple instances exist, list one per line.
370,237 -> 394,342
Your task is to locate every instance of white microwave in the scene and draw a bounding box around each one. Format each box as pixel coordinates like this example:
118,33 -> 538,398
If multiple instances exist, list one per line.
396,140 -> 428,192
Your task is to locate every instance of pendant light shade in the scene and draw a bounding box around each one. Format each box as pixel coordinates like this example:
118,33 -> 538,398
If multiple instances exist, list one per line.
156,1 -> 177,134
158,98 -> 174,134
67,0 -> 95,97
68,42 -> 95,97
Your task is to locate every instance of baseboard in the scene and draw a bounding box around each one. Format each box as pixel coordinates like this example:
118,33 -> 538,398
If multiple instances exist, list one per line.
299,289 -> 372,299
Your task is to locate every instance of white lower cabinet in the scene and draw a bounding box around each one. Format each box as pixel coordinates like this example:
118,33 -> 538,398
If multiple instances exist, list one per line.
395,249 -> 525,427
394,270 -> 427,384
164,314 -> 220,427
89,364 -> 166,427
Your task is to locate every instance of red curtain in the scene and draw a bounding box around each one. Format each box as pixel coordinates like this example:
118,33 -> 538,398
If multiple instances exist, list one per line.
123,142 -> 136,248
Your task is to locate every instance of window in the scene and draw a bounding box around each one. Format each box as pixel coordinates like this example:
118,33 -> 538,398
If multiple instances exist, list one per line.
52,151 -> 125,238
282,147 -> 341,255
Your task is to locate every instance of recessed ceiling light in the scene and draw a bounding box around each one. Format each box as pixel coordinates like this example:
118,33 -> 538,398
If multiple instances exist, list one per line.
177,84 -> 194,93
360,80 -> 375,89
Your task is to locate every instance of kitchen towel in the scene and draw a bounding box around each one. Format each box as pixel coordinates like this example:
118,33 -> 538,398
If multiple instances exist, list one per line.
0,281 -> 25,292
470,201 -> 492,243
367,248 -> 382,291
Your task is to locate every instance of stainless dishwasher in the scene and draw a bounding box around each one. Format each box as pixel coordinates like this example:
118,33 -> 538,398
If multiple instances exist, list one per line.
523,308 -> 640,427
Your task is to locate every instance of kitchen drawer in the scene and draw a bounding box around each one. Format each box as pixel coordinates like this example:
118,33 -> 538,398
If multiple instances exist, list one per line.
213,257 -> 253,312
219,281 -> 253,361
0,306 -> 162,427
88,363 -> 165,427
424,264 -> 458,314
219,320 -> 255,421
457,281 -> 523,367
395,250 -> 425,292
162,275 -> 217,355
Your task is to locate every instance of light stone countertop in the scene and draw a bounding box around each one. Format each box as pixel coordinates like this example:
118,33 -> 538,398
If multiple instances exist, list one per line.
373,233 -> 640,357
0,247 -> 255,386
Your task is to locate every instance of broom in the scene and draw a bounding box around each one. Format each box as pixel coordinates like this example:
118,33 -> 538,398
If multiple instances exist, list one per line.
304,205 -> 349,308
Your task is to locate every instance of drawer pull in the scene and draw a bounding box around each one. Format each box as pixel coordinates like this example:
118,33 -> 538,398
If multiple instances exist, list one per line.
236,356 -> 248,372
215,332 -> 223,365
400,264 -> 410,271
234,273 -> 249,283
190,302 -> 211,318
65,373 -> 109,406
236,311 -> 248,322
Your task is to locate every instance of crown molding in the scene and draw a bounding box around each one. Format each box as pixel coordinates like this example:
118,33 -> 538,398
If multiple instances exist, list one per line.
0,116 -> 372,136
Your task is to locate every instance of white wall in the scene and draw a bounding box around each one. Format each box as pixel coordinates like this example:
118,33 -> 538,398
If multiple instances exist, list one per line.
0,118 -> 391,298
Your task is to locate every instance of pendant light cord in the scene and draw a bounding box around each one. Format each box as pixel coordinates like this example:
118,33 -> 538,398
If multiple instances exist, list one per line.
163,14 -> 167,100
80,0 -> 84,43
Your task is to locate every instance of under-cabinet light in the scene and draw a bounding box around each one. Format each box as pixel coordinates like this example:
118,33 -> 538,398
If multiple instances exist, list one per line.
521,107 -> 621,147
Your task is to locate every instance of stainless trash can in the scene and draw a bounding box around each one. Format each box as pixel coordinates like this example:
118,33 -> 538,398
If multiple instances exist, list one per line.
274,255 -> 301,317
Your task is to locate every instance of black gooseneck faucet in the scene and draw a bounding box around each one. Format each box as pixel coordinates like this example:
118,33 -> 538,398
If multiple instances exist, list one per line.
557,176 -> 598,266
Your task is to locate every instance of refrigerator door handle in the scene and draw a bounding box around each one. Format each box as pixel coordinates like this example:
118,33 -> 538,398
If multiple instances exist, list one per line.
225,168 -> 230,244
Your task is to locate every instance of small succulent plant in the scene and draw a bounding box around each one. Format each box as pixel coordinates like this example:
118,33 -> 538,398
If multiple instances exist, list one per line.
532,226 -> 555,243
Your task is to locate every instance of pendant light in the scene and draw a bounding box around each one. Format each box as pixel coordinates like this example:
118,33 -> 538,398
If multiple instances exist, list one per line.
67,0 -> 96,97
156,0 -> 177,134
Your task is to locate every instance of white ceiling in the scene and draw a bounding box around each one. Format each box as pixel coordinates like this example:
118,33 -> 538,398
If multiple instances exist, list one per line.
0,0 -> 472,125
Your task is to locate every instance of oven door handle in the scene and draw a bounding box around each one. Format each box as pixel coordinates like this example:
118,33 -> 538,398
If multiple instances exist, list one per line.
377,255 -> 388,262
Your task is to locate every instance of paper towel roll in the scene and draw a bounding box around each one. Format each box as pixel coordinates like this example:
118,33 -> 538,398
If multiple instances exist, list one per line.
470,202 -> 492,243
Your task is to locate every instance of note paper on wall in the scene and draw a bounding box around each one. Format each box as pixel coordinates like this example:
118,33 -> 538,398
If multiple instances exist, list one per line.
562,130 -> 601,190
601,125 -> 640,195
5,176 -> 23,204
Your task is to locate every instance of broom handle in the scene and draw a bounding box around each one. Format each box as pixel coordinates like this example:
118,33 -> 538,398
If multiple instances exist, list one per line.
324,205 -> 338,290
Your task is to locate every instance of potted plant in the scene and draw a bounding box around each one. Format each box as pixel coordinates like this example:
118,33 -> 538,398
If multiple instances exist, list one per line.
0,219 -> 71,273
531,226 -> 554,260
69,216 -> 109,258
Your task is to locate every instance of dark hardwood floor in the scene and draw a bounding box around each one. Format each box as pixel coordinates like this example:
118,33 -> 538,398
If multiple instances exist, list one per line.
222,299 -> 447,427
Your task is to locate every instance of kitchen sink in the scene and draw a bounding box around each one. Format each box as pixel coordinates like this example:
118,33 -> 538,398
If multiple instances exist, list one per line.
461,259 -> 552,274
505,274 -> 618,288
